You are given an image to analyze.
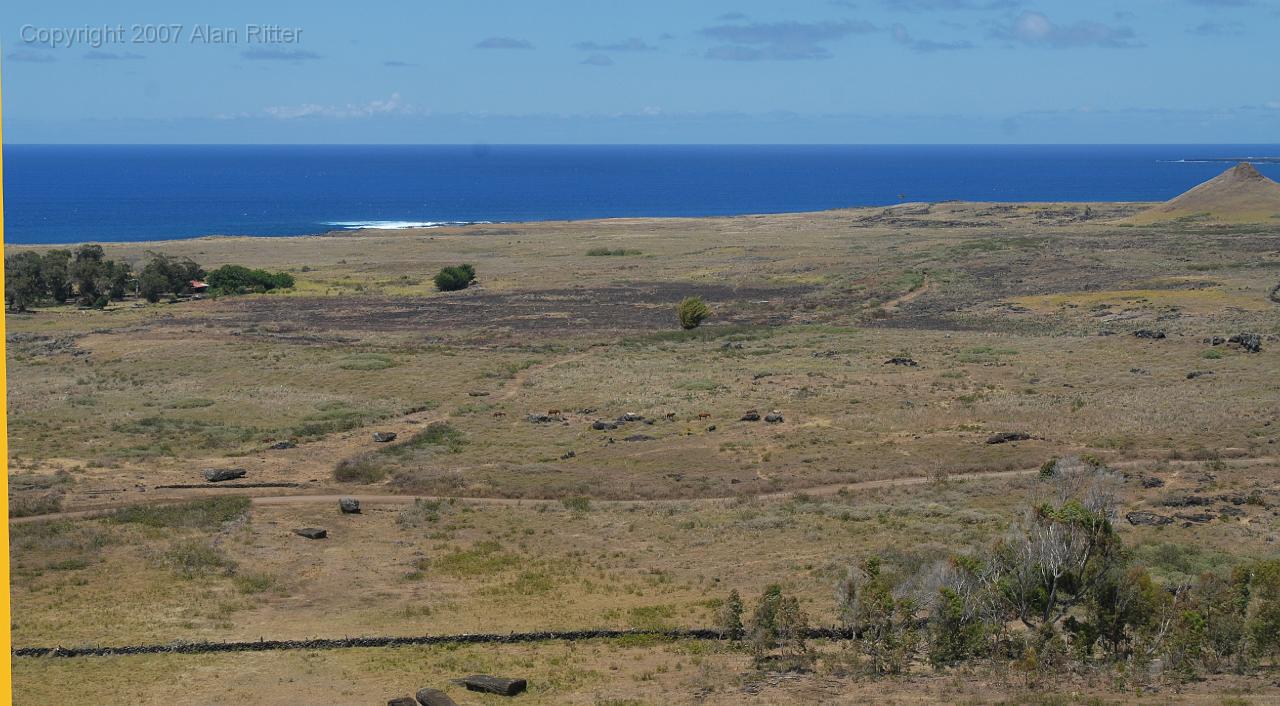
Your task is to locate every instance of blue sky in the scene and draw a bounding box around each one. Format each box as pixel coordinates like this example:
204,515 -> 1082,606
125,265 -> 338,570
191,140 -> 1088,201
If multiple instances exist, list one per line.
3,0 -> 1278,143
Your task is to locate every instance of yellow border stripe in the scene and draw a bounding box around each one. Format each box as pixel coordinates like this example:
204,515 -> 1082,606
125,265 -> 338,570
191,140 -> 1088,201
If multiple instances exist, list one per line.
0,50 -> 14,706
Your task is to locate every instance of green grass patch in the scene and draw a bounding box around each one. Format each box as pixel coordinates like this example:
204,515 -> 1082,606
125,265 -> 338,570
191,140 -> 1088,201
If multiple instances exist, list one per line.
586,247 -> 642,256
431,540 -> 511,576
109,496 -> 250,531
337,353 -> 396,371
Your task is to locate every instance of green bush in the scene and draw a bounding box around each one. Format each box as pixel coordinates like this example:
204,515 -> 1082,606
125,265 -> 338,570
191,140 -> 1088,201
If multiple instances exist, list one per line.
207,264 -> 295,295
562,495 -> 592,513
677,296 -> 711,330
434,264 -> 475,291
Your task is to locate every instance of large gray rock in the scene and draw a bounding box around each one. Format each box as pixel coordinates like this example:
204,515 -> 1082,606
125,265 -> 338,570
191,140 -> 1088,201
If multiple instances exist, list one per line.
458,675 -> 527,696
739,410 -> 761,422
293,527 -> 327,539
387,698 -> 417,706
764,412 -> 784,423
415,688 -> 459,706
372,431 -> 398,443
986,432 -> 1030,444
338,497 -> 361,514
1125,511 -> 1173,526
202,467 -> 247,482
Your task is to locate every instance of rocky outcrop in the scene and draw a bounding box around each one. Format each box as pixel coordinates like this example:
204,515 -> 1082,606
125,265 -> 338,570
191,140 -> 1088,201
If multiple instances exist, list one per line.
1126,511 -> 1173,526
372,431 -> 398,442
293,527 -> 327,539
339,498 -> 361,514
986,432 -> 1031,444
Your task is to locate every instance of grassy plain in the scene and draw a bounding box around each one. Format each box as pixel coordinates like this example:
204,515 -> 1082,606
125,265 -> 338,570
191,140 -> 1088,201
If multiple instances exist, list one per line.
7,201 -> 1280,703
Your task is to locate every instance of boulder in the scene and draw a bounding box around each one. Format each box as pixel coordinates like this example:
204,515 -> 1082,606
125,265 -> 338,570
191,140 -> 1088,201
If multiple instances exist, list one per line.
415,689 -> 459,706
740,410 -> 761,422
1140,476 -> 1165,489
525,414 -> 561,424
1133,329 -> 1166,340
1229,333 -> 1262,353
1186,371 -> 1214,380
269,440 -> 296,450
458,675 -> 527,696
884,357 -> 919,367
986,432 -> 1031,444
706,425 -> 717,432
339,497 -> 361,514
1125,511 -> 1173,526
1177,512 -> 1215,524
764,413 -> 784,424
293,527 -> 327,539
618,413 -> 645,422
202,468 -> 247,483
591,420 -> 618,431
560,450 -> 576,459
1206,336 -> 1226,346
388,698 -> 418,706
373,431 -> 398,443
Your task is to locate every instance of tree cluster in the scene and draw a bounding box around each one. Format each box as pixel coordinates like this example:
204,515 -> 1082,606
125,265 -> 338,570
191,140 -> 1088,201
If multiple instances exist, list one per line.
5,245 -> 133,310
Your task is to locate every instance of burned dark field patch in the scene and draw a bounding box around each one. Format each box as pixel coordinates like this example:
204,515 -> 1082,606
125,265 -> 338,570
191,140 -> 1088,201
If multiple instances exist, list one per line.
170,283 -> 819,342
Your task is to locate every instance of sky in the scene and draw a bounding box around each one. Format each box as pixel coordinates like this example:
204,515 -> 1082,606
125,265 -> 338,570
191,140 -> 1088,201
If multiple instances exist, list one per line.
2,0 -> 1278,143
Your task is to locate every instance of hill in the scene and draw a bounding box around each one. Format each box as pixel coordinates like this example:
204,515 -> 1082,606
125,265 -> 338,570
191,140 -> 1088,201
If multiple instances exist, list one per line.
1127,162 -> 1280,224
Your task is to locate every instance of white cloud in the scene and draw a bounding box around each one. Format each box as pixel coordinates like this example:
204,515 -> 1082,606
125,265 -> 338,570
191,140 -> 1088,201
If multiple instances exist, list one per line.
263,93 -> 412,120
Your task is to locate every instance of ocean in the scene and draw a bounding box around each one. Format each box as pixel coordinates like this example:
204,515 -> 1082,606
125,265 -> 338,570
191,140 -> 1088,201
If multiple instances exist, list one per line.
4,144 -> 1279,244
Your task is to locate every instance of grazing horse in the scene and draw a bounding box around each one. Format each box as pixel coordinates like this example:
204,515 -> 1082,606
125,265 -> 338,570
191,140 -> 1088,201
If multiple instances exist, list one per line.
697,412 -> 711,420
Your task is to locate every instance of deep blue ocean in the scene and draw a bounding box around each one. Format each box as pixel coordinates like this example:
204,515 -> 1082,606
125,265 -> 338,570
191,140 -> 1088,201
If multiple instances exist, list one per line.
5,144 -> 1280,244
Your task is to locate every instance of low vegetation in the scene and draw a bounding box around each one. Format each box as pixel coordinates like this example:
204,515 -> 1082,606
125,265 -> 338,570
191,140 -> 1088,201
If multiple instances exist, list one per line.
676,296 -> 711,329
433,263 -> 476,291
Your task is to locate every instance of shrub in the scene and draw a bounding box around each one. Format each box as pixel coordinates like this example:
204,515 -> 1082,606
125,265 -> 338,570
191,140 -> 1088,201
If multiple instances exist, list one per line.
677,296 -> 711,330
434,264 -> 475,291
206,264 -> 294,295
562,495 -> 591,513
586,248 -> 642,256
162,540 -> 237,578
334,452 -> 388,483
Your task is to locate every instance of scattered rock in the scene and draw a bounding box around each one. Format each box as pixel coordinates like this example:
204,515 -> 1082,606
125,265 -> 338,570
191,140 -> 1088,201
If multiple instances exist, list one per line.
706,425 -> 717,432
764,412 -> 784,423
1219,506 -> 1246,518
373,431 -> 398,442
1229,333 -> 1262,353
525,414 -> 560,424
1140,476 -> 1165,489
388,698 -> 418,706
457,675 -> 527,697
1133,329 -> 1166,340
1205,336 -> 1226,346
415,688 -> 459,706
624,434 -> 655,442
740,410 -> 761,422
884,357 -> 919,367
1186,370 -> 1214,380
1163,494 -> 1213,508
467,391 -> 490,397
1126,511 -> 1173,526
1176,512 -> 1215,524
202,468 -> 247,483
618,413 -> 645,422
986,432 -> 1031,444
339,498 -> 361,514
591,420 -> 618,431
1129,368 -> 1149,375
293,527 -> 327,539
269,440 -> 296,450
560,450 -> 576,460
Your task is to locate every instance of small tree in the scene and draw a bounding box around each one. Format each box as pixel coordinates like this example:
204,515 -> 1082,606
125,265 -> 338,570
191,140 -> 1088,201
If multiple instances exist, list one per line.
748,584 -> 811,670
434,264 -> 475,292
720,589 -> 745,640
838,557 -> 918,675
677,296 -> 710,330
4,252 -> 46,311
